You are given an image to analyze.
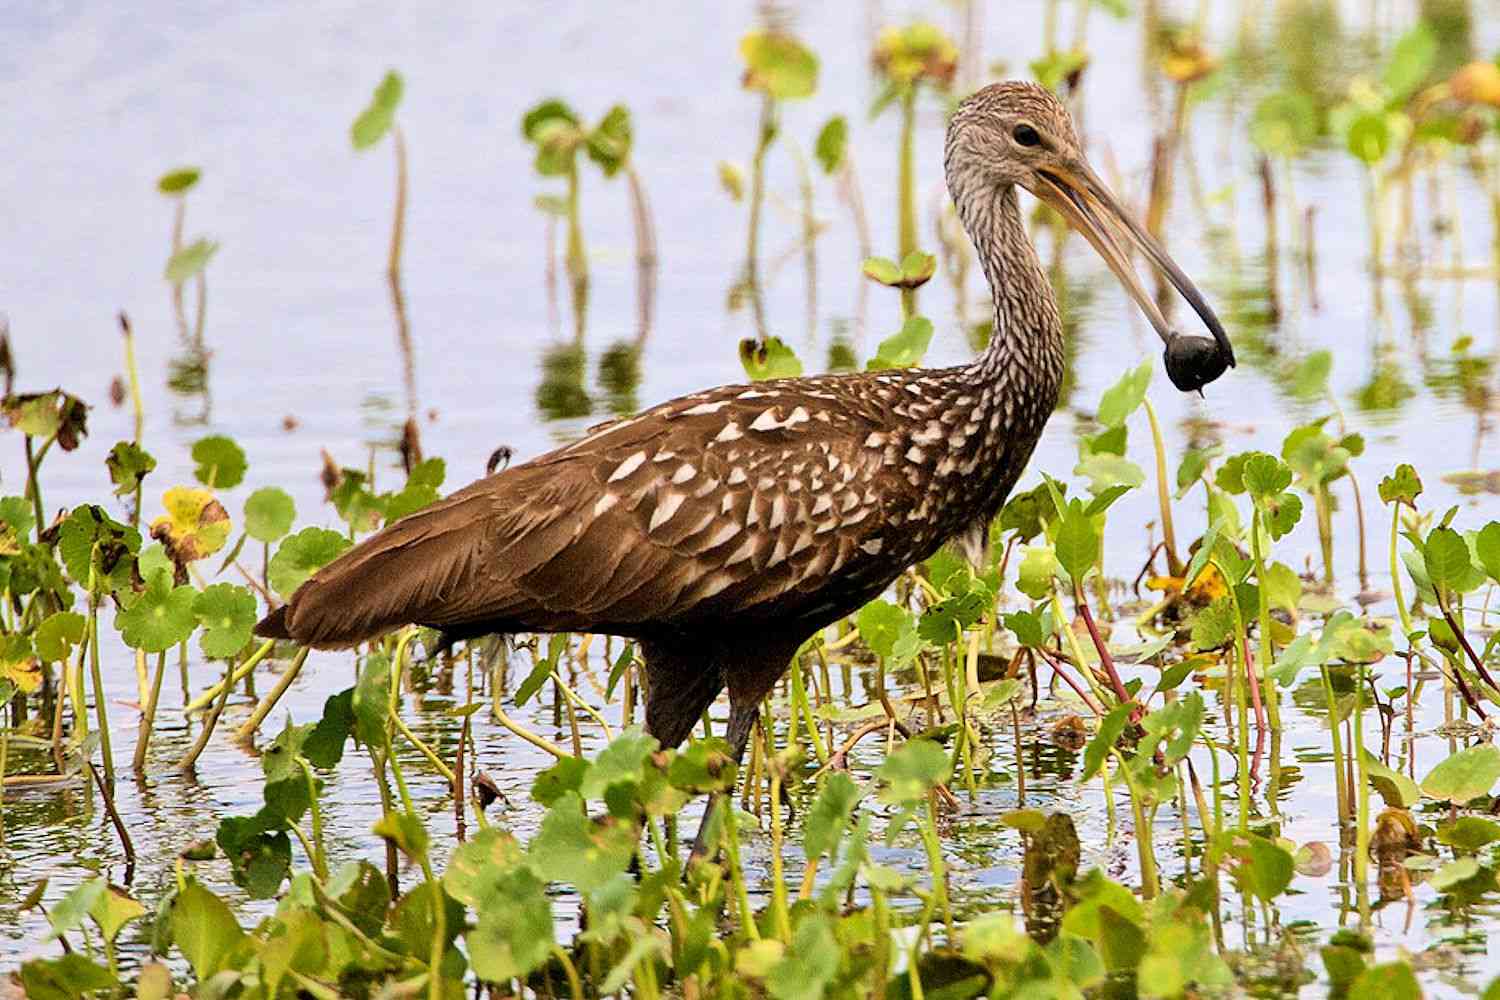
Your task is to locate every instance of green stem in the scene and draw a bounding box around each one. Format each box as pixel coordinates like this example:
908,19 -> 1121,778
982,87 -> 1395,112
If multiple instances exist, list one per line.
1143,398 -> 1183,577
119,315 -> 145,526
177,662 -> 235,772
86,585 -> 114,785
1353,660 -> 1370,920
24,437 -> 45,542
898,87 -> 918,318
1248,511 -> 1282,730
721,800 -> 759,940
747,97 -> 774,284
299,758 -> 329,880
1315,487 -> 1335,585
565,160 -> 585,286
1320,665 -> 1350,826
1390,506 -> 1413,636
920,791 -> 954,942
131,651 -> 168,776
871,885 -> 890,1000
184,638 -> 274,714
769,757 -> 792,943
1113,750 -> 1158,899
552,945 -> 583,1000
232,647 -> 311,743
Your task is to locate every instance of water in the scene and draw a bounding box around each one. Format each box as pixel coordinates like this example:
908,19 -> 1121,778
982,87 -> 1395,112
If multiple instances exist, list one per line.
3,0 -> 1499,993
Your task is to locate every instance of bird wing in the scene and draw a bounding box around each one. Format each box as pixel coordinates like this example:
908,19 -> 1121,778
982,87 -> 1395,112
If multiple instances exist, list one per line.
491,378 -> 925,629
269,375 -> 933,647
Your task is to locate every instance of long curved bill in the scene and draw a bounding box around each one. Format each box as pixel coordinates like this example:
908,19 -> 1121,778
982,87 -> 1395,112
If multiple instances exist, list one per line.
1034,161 -> 1236,389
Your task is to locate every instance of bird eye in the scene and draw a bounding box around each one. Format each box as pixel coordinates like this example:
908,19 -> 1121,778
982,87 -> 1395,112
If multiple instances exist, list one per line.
1012,124 -> 1041,147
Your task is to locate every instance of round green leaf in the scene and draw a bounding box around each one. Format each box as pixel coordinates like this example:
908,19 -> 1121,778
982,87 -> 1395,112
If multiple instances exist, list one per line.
117,571 -> 198,653
1378,464 -> 1423,507
191,435 -> 247,490
157,167 -> 201,195
268,528 -> 352,600
35,612 -> 86,663
739,336 -> 803,381
244,487 -> 296,544
1344,111 -> 1393,165
1249,92 -> 1318,158
875,738 -> 951,805
193,584 -> 257,660
740,31 -> 819,100
1423,526 -> 1474,597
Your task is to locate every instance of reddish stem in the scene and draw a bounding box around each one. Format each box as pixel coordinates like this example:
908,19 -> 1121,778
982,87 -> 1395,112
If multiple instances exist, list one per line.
1445,607 -> 1500,697
1241,637 -> 1267,782
1036,647 -> 1105,717
1076,592 -> 1131,705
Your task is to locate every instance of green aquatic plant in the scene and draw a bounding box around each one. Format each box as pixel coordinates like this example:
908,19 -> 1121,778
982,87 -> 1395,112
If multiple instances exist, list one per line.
867,22 -> 956,319
157,166 -> 214,345
728,28 -> 818,338
351,70 -> 419,420
522,99 -> 643,309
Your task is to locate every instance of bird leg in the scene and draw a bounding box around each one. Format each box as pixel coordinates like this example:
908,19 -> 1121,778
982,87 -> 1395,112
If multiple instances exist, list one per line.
688,700 -> 760,864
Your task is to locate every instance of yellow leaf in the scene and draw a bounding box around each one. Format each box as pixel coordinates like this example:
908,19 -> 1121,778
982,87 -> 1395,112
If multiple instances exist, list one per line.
1160,37 -> 1217,84
0,654 -> 42,694
1451,61 -> 1500,108
150,486 -> 230,565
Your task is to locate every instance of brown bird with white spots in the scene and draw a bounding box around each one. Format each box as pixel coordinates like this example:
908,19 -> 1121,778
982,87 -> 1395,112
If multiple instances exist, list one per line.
257,82 -> 1234,851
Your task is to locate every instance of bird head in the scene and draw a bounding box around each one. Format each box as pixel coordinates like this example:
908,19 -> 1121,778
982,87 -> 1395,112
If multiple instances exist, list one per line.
945,81 -> 1235,393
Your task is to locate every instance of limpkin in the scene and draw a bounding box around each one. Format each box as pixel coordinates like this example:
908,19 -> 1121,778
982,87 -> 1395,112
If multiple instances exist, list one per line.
257,81 -> 1234,844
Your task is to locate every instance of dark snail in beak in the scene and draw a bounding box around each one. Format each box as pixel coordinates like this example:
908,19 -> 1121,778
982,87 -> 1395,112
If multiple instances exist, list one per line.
1162,331 -> 1233,393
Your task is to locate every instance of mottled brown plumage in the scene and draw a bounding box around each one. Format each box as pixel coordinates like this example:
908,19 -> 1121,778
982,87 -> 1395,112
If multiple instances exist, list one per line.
257,82 -> 1233,840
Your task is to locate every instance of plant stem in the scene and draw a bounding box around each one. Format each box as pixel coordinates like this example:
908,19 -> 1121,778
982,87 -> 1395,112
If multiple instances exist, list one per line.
86,587 -> 114,785
1320,665 -> 1350,825
720,800 -> 759,941
298,758 -> 329,880
131,651 -> 168,776
24,437 -> 45,541
1113,751 -> 1158,899
177,661 -> 235,772
1348,473 -> 1370,593
1075,591 -> 1130,704
1352,660 -> 1370,916
1390,506 -> 1413,636
898,87 -> 918,318
1443,604 -> 1500,697
118,314 -> 146,525
768,751 -> 792,943
920,791 -> 954,942
1143,398 -> 1182,576
1315,487 -> 1334,585
184,638 -> 274,714
232,647 -> 311,743
1248,512 -> 1283,731
388,125 -> 417,419
86,760 -> 134,867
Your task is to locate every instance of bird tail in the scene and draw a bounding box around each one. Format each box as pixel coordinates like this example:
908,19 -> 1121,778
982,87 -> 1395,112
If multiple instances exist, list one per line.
253,489 -> 494,649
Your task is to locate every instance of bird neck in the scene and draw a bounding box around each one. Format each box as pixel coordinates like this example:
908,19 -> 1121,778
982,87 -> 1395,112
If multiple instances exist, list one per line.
956,184 -> 1066,428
